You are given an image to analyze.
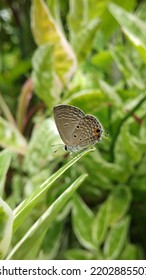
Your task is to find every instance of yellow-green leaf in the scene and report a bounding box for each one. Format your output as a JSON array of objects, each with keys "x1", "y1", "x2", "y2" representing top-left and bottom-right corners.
[{"x1": 31, "y1": 0, "x2": 77, "y2": 84}]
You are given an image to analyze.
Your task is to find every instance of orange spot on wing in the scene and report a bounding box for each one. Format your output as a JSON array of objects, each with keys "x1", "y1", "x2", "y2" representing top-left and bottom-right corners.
[{"x1": 93, "y1": 127, "x2": 100, "y2": 136}]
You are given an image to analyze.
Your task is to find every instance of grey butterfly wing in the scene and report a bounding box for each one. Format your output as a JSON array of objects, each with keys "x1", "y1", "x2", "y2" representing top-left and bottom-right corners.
[
  {"x1": 53, "y1": 105, "x2": 85, "y2": 145},
  {"x1": 69, "y1": 115, "x2": 103, "y2": 148}
]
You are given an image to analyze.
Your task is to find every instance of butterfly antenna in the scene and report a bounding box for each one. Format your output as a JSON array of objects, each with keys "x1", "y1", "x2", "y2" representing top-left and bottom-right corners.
[
  {"x1": 53, "y1": 147, "x2": 61, "y2": 153},
  {"x1": 51, "y1": 144, "x2": 63, "y2": 147},
  {"x1": 51, "y1": 144, "x2": 64, "y2": 154}
]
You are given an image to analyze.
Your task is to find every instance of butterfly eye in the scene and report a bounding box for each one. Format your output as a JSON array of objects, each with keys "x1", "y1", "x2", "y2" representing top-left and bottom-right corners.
[
  {"x1": 76, "y1": 125, "x2": 80, "y2": 128},
  {"x1": 74, "y1": 134, "x2": 77, "y2": 137}
]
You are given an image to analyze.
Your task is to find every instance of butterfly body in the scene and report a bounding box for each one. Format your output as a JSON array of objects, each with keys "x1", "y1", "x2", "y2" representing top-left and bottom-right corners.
[{"x1": 53, "y1": 104, "x2": 103, "y2": 152}]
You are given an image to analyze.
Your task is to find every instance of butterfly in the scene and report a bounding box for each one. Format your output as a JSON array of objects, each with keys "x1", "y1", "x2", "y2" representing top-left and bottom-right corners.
[{"x1": 53, "y1": 104, "x2": 103, "y2": 153}]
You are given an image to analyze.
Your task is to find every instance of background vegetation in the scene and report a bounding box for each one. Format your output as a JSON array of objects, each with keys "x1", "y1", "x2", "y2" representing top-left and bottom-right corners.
[{"x1": 0, "y1": 0, "x2": 146, "y2": 260}]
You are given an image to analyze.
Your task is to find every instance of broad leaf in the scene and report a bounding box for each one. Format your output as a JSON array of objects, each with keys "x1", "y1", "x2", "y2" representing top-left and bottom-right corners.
[
  {"x1": 121, "y1": 124, "x2": 141, "y2": 162},
  {"x1": 68, "y1": 0, "x2": 136, "y2": 49},
  {"x1": 23, "y1": 118, "x2": 62, "y2": 175},
  {"x1": 109, "y1": 3, "x2": 146, "y2": 62},
  {"x1": 65, "y1": 89, "x2": 107, "y2": 112},
  {"x1": 32, "y1": 43, "x2": 57, "y2": 106},
  {"x1": 120, "y1": 243, "x2": 142, "y2": 260},
  {"x1": 88, "y1": 0, "x2": 136, "y2": 37},
  {"x1": 98, "y1": 79, "x2": 123, "y2": 108},
  {"x1": 110, "y1": 47, "x2": 145, "y2": 90},
  {"x1": 72, "y1": 19, "x2": 100, "y2": 61},
  {"x1": 104, "y1": 216, "x2": 130, "y2": 259},
  {"x1": 31, "y1": 0, "x2": 77, "y2": 84},
  {"x1": 108, "y1": 187, "x2": 132, "y2": 225},
  {"x1": 65, "y1": 249, "x2": 95, "y2": 260},
  {"x1": 72, "y1": 193, "x2": 95, "y2": 250},
  {"x1": 68, "y1": 0, "x2": 100, "y2": 60},
  {"x1": 40, "y1": 219, "x2": 64, "y2": 259}
]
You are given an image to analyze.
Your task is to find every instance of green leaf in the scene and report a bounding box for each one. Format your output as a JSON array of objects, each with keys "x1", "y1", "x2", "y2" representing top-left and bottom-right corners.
[
  {"x1": 82, "y1": 152, "x2": 123, "y2": 183},
  {"x1": 32, "y1": 43, "x2": 57, "y2": 107},
  {"x1": 23, "y1": 118, "x2": 62, "y2": 175},
  {"x1": 92, "y1": 50, "x2": 112, "y2": 69},
  {"x1": 40, "y1": 203, "x2": 71, "y2": 259},
  {"x1": 68, "y1": 0, "x2": 87, "y2": 36},
  {"x1": 0, "y1": 150, "x2": 12, "y2": 197},
  {"x1": 104, "y1": 216, "x2": 130, "y2": 259},
  {"x1": 72, "y1": 193, "x2": 95, "y2": 250},
  {"x1": 65, "y1": 89, "x2": 107, "y2": 112},
  {"x1": 108, "y1": 187, "x2": 132, "y2": 225},
  {"x1": 65, "y1": 249, "x2": 95, "y2": 260},
  {"x1": 13, "y1": 147, "x2": 93, "y2": 233},
  {"x1": 121, "y1": 124, "x2": 141, "y2": 162},
  {"x1": 0, "y1": 117, "x2": 27, "y2": 155},
  {"x1": 46, "y1": 0, "x2": 63, "y2": 26},
  {"x1": 68, "y1": 0, "x2": 136, "y2": 44},
  {"x1": 110, "y1": 47, "x2": 145, "y2": 90},
  {"x1": 0, "y1": 198, "x2": 13, "y2": 259},
  {"x1": 120, "y1": 243, "x2": 142, "y2": 260},
  {"x1": 7, "y1": 174, "x2": 87, "y2": 259},
  {"x1": 133, "y1": 137, "x2": 146, "y2": 154},
  {"x1": 108, "y1": 3, "x2": 146, "y2": 62},
  {"x1": 110, "y1": 94, "x2": 146, "y2": 163},
  {"x1": 41, "y1": 219, "x2": 64, "y2": 259},
  {"x1": 98, "y1": 79, "x2": 123, "y2": 108},
  {"x1": 31, "y1": 0, "x2": 77, "y2": 84},
  {"x1": 65, "y1": 87, "x2": 123, "y2": 114},
  {"x1": 92, "y1": 200, "x2": 111, "y2": 247},
  {"x1": 89, "y1": 0, "x2": 136, "y2": 38},
  {"x1": 72, "y1": 19, "x2": 100, "y2": 61}
]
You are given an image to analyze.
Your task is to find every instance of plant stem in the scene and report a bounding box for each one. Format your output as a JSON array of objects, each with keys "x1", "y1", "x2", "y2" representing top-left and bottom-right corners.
[
  {"x1": 0, "y1": 93, "x2": 16, "y2": 126},
  {"x1": 110, "y1": 95, "x2": 146, "y2": 162}
]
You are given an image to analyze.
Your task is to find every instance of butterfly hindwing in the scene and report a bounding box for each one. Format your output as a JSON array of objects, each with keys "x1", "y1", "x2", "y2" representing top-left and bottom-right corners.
[{"x1": 70, "y1": 115, "x2": 102, "y2": 147}]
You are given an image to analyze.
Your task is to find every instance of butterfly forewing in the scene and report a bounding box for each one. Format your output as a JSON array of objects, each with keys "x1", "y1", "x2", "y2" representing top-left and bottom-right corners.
[{"x1": 53, "y1": 105, "x2": 85, "y2": 145}]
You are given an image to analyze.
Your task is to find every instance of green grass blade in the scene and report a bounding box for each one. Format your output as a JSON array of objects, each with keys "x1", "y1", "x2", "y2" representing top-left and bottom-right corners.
[
  {"x1": 13, "y1": 147, "x2": 94, "y2": 232},
  {"x1": 7, "y1": 173, "x2": 88, "y2": 259}
]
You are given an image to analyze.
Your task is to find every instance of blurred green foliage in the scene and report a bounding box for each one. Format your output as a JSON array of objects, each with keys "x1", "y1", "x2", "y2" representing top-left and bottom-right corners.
[{"x1": 0, "y1": 0, "x2": 146, "y2": 260}]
